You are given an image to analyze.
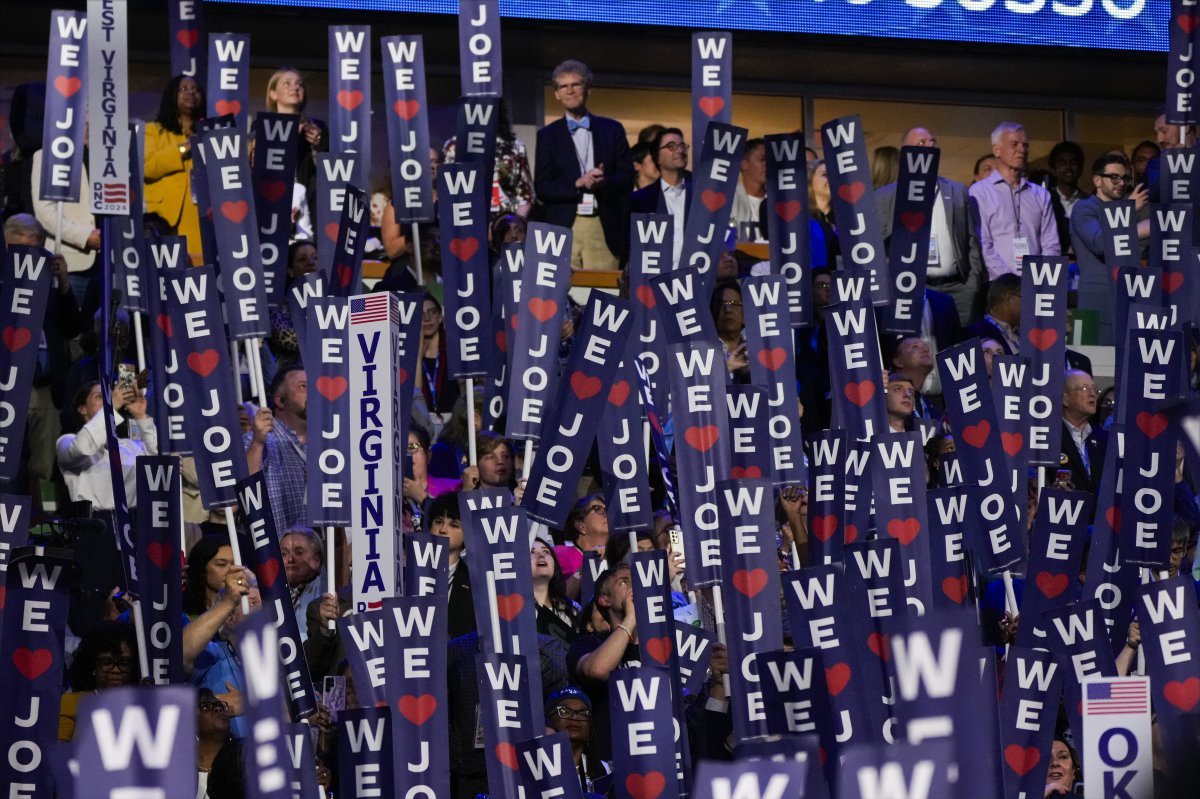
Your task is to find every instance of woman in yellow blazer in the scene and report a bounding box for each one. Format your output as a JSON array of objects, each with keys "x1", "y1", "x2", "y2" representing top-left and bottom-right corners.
[{"x1": 144, "y1": 75, "x2": 205, "y2": 264}]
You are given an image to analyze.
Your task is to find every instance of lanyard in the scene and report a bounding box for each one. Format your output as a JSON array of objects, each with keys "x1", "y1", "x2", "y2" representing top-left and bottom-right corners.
[
  {"x1": 423, "y1": 353, "x2": 440, "y2": 407},
  {"x1": 1008, "y1": 181, "x2": 1022, "y2": 236}
]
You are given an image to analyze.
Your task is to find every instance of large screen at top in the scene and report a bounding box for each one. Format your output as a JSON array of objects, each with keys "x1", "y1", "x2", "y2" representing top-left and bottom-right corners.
[{"x1": 218, "y1": 0, "x2": 1171, "y2": 52}]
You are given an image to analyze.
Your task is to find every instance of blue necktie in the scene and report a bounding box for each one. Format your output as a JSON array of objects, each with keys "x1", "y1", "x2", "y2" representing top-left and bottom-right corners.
[{"x1": 567, "y1": 116, "x2": 591, "y2": 133}]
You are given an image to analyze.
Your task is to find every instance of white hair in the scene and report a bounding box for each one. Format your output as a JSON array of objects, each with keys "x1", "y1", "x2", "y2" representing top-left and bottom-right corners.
[{"x1": 991, "y1": 122, "x2": 1025, "y2": 146}]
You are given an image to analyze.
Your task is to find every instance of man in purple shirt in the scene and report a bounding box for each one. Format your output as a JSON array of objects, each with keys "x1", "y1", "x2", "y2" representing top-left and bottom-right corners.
[{"x1": 968, "y1": 122, "x2": 1060, "y2": 280}]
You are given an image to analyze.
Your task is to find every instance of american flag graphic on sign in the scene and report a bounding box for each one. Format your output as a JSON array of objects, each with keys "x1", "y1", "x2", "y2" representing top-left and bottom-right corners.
[
  {"x1": 1084, "y1": 680, "x2": 1150, "y2": 715},
  {"x1": 350, "y1": 294, "x2": 389, "y2": 325}
]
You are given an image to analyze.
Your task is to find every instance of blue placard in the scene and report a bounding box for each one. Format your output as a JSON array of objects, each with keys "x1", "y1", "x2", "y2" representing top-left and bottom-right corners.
[{"x1": 215, "y1": 0, "x2": 1171, "y2": 52}]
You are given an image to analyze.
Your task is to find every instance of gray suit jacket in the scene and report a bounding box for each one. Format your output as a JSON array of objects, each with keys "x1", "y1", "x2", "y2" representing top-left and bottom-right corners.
[{"x1": 876, "y1": 175, "x2": 984, "y2": 322}]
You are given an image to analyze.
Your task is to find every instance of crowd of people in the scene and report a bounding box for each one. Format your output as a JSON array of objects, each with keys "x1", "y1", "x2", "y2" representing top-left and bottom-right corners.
[{"x1": 1, "y1": 44, "x2": 1198, "y2": 799}]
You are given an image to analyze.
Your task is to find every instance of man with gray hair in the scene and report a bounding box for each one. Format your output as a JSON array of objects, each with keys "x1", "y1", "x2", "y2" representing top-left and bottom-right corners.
[
  {"x1": 534, "y1": 59, "x2": 635, "y2": 269},
  {"x1": 968, "y1": 121, "x2": 1060, "y2": 280}
]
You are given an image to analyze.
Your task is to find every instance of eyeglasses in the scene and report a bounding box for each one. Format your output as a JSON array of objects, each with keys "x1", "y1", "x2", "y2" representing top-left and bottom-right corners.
[
  {"x1": 813, "y1": 281, "x2": 832, "y2": 291},
  {"x1": 720, "y1": 301, "x2": 743, "y2": 309},
  {"x1": 1067, "y1": 385, "x2": 1099, "y2": 396},
  {"x1": 1098, "y1": 173, "x2": 1129, "y2": 183},
  {"x1": 406, "y1": 441, "x2": 423, "y2": 452},
  {"x1": 199, "y1": 700, "x2": 230, "y2": 713},
  {"x1": 96, "y1": 656, "x2": 134, "y2": 672},
  {"x1": 553, "y1": 705, "x2": 591, "y2": 721},
  {"x1": 659, "y1": 141, "x2": 689, "y2": 152},
  {"x1": 423, "y1": 307, "x2": 441, "y2": 319},
  {"x1": 586, "y1": 504, "x2": 606, "y2": 516}
]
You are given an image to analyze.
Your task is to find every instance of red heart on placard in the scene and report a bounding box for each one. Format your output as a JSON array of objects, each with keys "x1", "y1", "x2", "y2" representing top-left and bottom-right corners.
[
  {"x1": 54, "y1": 76, "x2": 82, "y2": 98},
  {"x1": 730, "y1": 466, "x2": 762, "y2": 479},
  {"x1": 867, "y1": 632, "x2": 890, "y2": 661},
  {"x1": 337, "y1": 89, "x2": 364, "y2": 111},
  {"x1": 825, "y1": 662, "x2": 851, "y2": 696},
  {"x1": 324, "y1": 222, "x2": 340, "y2": 241},
  {"x1": 393, "y1": 99, "x2": 421, "y2": 120},
  {"x1": 1004, "y1": 744, "x2": 1040, "y2": 776},
  {"x1": 259, "y1": 558, "x2": 281, "y2": 589},
  {"x1": 1136, "y1": 411, "x2": 1168, "y2": 439},
  {"x1": 837, "y1": 182, "x2": 866, "y2": 205},
  {"x1": 635, "y1": 284, "x2": 657, "y2": 309},
  {"x1": 844, "y1": 524, "x2": 859, "y2": 544},
  {"x1": 221, "y1": 200, "x2": 249, "y2": 224},
  {"x1": 701, "y1": 189, "x2": 727, "y2": 212},
  {"x1": 1163, "y1": 677, "x2": 1200, "y2": 711},
  {"x1": 449, "y1": 237, "x2": 479, "y2": 262},
  {"x1": 336, "y1": 264, "x2": 354, "y2": 288},
  {"x1": 697, "y1": 96, "x2": 725, "y2": 117},
  {"x1": 1001, "y1": 431, "x2": 1023, "y2": 457},
  {"x1": 775, "y1": 200, "x2": 802, "y2": 222},
  {"x1": 732, "y1": 568, "x2": 768, "y2": 598},
  {"x1": 496, "y1": 593, "x2": 524, "y2": 621},
  {"x1": 494, "y1": 330, "x2": 507, "y2": 354},
  {"x1": 509, "y1": 314, "x2": 519, "y2": 332},
  {"x1": 886, "y1": 518, "x2": 921, "y2": 546},
  {"x1": 1035, "y1": 571, "x2": 1069, "y2": 599},
  {"x1": 147, "y1": 542, "x2": 172, "y2": 569},
  {"x1": 1105, "y1": 506, "x2": 1121, "y2": 533},
  {"x1": 900, "y1": 211, "x2": 926, "y2": 233},
  {"x1": 398, "y1": 368, "x2": 409, "y2": 386},
  {"x1": 810, "y1": 515, "x2": 839, "y2": 542},
  {"x1": 646, "y1": 636, "x2": 673, "y2": 665},
  {"x1": 214, "y1": 99, "x2": 241, "y2": 117},
  {"x1": 570, "y1": 371, "x2": 602, "y2": 400},
  {"x1": 648, "y1": 410, "x2": 663, "y2": 434},
  {"x1": 186, "y1": 349, "x2": 220, "y2": 377},
  {"x1": 1163, "y1": 272, "x2": 1185, "y2": 294},
  {"x1": 684, "y1": 425, "x2": 719, "y2": 452},
  {"x1": 13, "y1": 647, "x2": 53, "y2": 681},
  {"x1": 259, "y1": 179, "x2": 288, "y2": 203},
  {"x1": 626, "y1": 772, "x2": 666, "y2": 799},
  {"x1": 942, "y1": 575, "x2": 968, "y2": 604},
  {"x1": 176, "y1": 29, "x2": 200, "y2": 49},
  {"x1": 961, "y1": 420, "x2": 991, "y2": 449},
  {"x1": 156, "y1": 313, "x2": 173, "y2": 337},
  {"x1": 316, "y1": 375, "x2": 348, "y2": 401},
  {"x1": 528, "y1": 297, "x2": 558, "y2": 323},
  {"x1": 608, "y1": 380, "x2": 630, "y2": 407},
  {"x1": 1179, "y1": 14, "x2": 1199, "y2": 34},
  {"x1": 0, "y1": 586, "x2": 6, "y2": 609},
  {"x1": 397, "y1": 694, "x2": 438, "y2": 726},
  {"x1": 757, "y1": 347, "x2": 787, "y2": 372},
  {"x1": 1027, "y1": 328, "x2": 1057, "y2": 351},
  {"x1": 2, "y1": 326, "x2": 32, "y2": 352},
  {"x1": 843, "y1": 380, "x2": 876, "y2": 407},
  {"x1": 495, "y1": 742, "x2": 520, "y2": 770}
]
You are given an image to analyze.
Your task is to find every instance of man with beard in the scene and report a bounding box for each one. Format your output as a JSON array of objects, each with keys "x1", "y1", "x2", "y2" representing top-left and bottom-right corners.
[{"x1": 245, "y1": 364, "x2": 309, "y2": 529}]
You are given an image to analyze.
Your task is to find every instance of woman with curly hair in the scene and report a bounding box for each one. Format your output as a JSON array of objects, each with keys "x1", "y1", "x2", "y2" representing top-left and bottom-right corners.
[
  {"x1": 59, "y1": 621, "x2": 139, "y2": 740},
  {"x1": 144, "y1": 75, "x2": 206, "y2": 263}
]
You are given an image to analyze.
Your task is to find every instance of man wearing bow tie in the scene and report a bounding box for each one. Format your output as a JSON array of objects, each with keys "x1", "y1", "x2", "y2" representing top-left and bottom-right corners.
[{"x1": 535, "y1": 60, "x2": 635, "y2": 270}]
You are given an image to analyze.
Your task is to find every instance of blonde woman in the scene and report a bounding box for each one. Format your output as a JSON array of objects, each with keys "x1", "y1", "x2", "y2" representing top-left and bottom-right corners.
[{"x1": 260, "y1": 68, "x2": 327, "y2": 234}]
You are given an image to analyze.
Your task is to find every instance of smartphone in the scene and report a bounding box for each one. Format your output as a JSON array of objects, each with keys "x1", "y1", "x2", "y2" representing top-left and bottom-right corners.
[
  {"x1": 117, "y1": 363, "x2": 136, "y2": 390},
  {"x1": 403, "y1": 452, "x2": 414, "y2": 480}
]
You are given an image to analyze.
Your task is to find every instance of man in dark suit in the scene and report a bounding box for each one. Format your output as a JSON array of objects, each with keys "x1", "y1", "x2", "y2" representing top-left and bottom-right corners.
[
  {"x1": 629, "y1": 127, "x2": 691, "y2": 268},
  {"x1": 534, "y1": 60, "x2": 634, "y2": 270},
  {"x1": 1055, "y1": 369, "x2": 1108, "y2": 495},
  {"x1": 965, "y1": 274, "x2": 1021, "y2": 354},
  {"x1": 876, "y1": 126, "x2": 985, "y2": 325}
]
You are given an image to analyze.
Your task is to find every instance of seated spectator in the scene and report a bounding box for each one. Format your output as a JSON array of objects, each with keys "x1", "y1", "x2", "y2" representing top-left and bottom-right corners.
[
  {"x1": 280, "y1": 527, "x2": 326, "y2": 641},
  {"x1": 59, "y1": 620, "x2": 139, "y2": 740},
  {"x1": 532, "y1": 533, "x2": 581, "y2": 646},
  {"x1": 57, "y1": 379, "x2": 157, "y2": 511},
  {"x1": 546, "y1": 686, "x2": 613, "y2": 795}
]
